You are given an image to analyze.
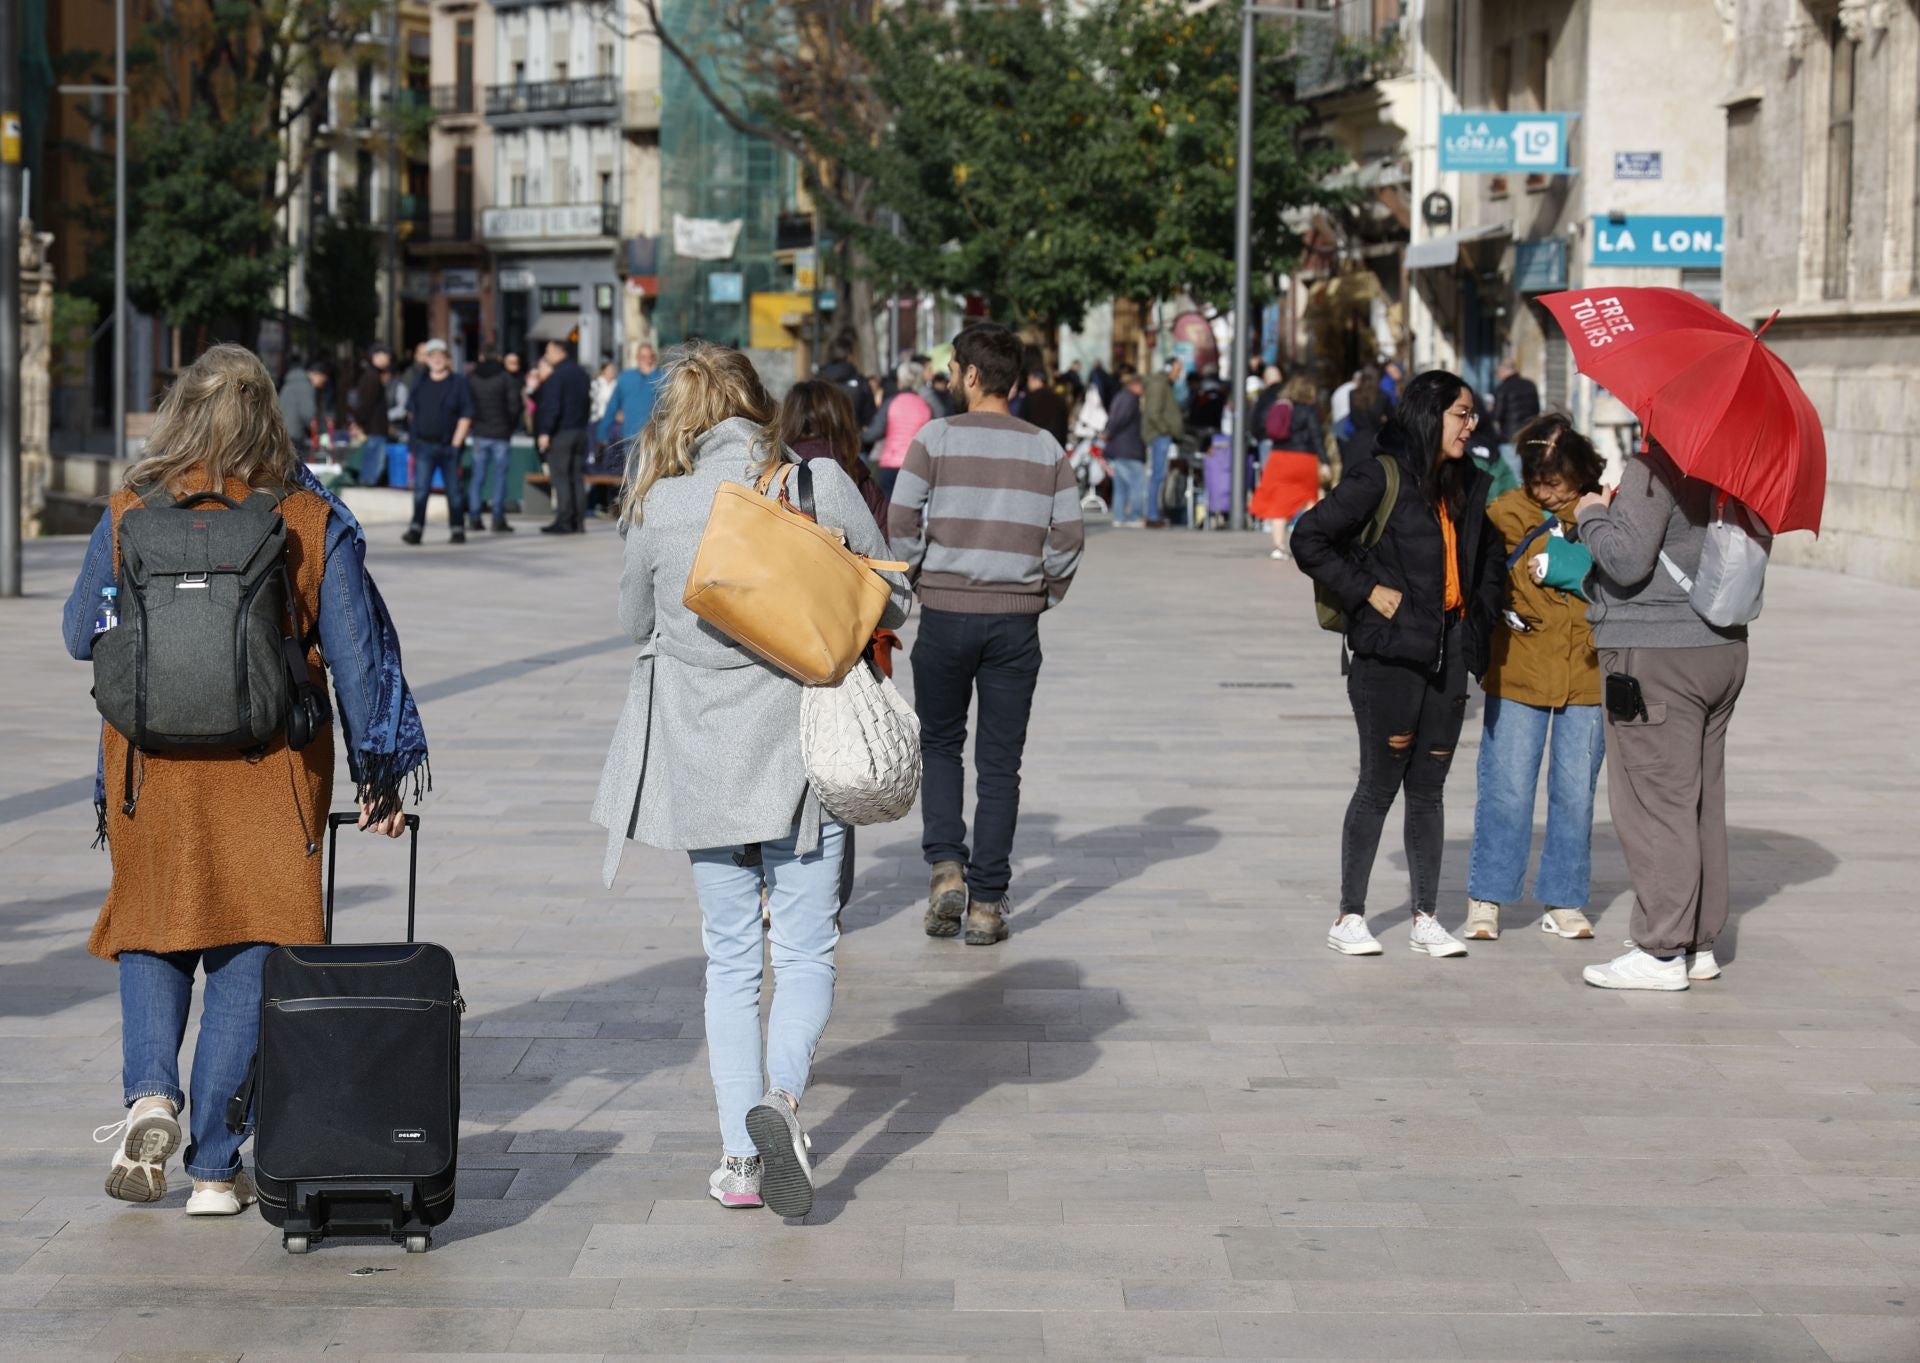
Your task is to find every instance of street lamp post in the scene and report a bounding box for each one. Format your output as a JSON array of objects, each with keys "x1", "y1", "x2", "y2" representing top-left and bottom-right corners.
[{"x1": 1227, "y1": 2, "x2": 1334, "y2": 532}]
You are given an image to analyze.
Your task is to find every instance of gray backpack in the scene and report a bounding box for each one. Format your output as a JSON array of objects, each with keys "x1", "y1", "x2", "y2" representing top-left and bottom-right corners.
[
  {"x1": 92, "y1": 487, "x2": 327, "y2": 809},
  {"x1": 1660, "y1": 490, "x2": 1772, "y2": 628}
]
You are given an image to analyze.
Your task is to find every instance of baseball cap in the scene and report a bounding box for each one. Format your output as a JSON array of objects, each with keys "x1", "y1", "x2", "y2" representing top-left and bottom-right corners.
[{"x1": 423, "y1": 339, "x2": 449, "y2": 355}]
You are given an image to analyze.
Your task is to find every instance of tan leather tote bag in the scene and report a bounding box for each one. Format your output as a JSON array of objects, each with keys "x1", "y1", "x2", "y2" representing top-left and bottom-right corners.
[{"x1": 683, "y1": 462, "x2": 907, "y2": 686}]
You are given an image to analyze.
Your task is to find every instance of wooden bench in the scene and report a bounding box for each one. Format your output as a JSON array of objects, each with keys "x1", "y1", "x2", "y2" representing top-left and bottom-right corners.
[{"x1": 521, "y1": 472, "x2": 623, "y2": 516}]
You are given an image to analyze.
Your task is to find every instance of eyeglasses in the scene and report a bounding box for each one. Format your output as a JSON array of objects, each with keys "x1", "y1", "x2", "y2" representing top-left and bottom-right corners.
[{"x1": 1448, "y1": 408, "x2": 1479, "y2": 427}]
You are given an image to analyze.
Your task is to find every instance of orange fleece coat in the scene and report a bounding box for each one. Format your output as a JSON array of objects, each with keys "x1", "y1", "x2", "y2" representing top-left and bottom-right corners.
[{"x1": 88, "y1": 478, "x2": 335, "y2": 960}]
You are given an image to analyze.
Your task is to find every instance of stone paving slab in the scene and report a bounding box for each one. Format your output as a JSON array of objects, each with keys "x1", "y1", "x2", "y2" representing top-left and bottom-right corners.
[{"x1": 1, "y1": 518, "x2": 1917, "y2": 1360}]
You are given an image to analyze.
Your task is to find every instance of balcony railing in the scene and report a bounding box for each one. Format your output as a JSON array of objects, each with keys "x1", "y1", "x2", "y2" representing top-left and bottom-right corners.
[
  {"x1": 431, "y1": 84, "x2": 476, "y2": 116},
  {"x1": 481, "y1": 202, "x2": 618, "y2": 243},
  {"x1": 485, "y1": 76, "x2": 619, "y2": 122},
  {"x1": 1292, "y1": 0, "x2": 1406, "y2": 100},
  {"x1": 400, "y1": 212, "x2": 477, "y2": 244}
]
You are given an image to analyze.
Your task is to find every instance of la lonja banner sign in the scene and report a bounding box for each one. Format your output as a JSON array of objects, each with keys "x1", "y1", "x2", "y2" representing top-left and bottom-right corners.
[
  {"x1": 1590, "y1": 215, "x2": 1725, "y2": 268},
  {"x1": 1439, "y1": 113, "x2": 1578, "y2": 174}
]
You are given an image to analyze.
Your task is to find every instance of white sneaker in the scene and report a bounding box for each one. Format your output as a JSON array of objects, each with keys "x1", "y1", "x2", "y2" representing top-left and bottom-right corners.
[
  {"x1": 1688, "y1": 949, "x2": 1721, "y2": 981},
  {"x1": 95, "y1": 1095, "x2": 181, "y2": 1203},
  {"x1": 185, "y1": 1169, "x2": 256, "y2": 1217},
  {"x1": 1326, "y1": 914, "x2": 1383, "y2": 956},
  {"x1": 1463, "y1": 899, "x2": 1501, "y2": 940},
  {"x1": 1540, "y1": 907, "x2": 1595, "y2": 939},
  {"x1": 1583, "y1": 947, "x2": 1688, "y2": 991},
  {"x1": 1409, "y1": 913, "x2": 1469, "y2": 958},
  {"x1": 745, "y1": 1089, "x2": 815, "y2": 1219}
]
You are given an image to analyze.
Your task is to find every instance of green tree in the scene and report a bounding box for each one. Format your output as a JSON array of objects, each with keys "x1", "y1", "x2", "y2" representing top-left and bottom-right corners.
[
  {"x1": 306, "y1": 205, "x2": 383, "y2": 352},
  {"x1": 124, "y1": 107, "x2": 288, "y2": 333}
]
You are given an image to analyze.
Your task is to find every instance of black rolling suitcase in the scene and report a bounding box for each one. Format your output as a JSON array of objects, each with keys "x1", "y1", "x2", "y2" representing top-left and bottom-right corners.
[{"x1": 228, "y1": 812, "x2": 463, "y2": 1254}]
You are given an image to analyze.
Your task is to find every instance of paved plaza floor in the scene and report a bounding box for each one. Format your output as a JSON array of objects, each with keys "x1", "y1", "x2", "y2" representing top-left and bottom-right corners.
[{"x1": 1, "y1": 514, "x2": 1917, "y2": 1362}]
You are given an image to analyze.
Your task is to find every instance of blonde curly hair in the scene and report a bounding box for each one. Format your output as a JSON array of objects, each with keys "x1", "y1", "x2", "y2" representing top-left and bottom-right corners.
[{"x1": 618, "y1": 341, "x2": 779, "y2": 526}]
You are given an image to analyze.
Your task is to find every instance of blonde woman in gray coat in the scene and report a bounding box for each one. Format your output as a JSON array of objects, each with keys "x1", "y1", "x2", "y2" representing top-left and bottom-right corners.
[{"x1": 592, "y1": 342, "x2": 910, "y2": 1218}]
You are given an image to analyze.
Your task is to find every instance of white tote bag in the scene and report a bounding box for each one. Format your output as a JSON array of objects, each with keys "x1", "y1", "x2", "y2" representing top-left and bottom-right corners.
[{"x1": 800, "y1": 659, "x2": 922, "y2": 826}]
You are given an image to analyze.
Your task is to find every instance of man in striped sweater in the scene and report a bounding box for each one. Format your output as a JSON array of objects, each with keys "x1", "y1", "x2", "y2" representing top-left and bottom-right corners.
[{"x1": 888, "y1": 323, "x2": 1086, "y2": 946}]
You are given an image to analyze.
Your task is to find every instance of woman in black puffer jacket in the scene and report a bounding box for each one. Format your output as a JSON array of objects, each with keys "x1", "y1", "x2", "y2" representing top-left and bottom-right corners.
[{"x1": 1292, "y1": 370, "x2": 1503, "y2": 960}]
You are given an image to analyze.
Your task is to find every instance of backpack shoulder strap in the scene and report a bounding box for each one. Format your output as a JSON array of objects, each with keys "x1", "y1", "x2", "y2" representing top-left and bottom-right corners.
[
  {"x1": 1505, "y1": 517, "x2": 1555, "y2": 572},
  {"x1": 1361, "y1": 455, "x2": 1400, "y2": 550}
]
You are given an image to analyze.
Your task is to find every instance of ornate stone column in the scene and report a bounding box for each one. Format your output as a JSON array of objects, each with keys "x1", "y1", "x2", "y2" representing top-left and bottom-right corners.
[{"x1": 18, "y1": 223, "x2": 53, "y2": 538}]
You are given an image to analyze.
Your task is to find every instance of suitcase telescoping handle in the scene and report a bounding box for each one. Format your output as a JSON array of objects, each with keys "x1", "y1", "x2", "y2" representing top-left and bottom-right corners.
[{"x1": 325, "y1": 811, "x2": 421, "y2": 944}]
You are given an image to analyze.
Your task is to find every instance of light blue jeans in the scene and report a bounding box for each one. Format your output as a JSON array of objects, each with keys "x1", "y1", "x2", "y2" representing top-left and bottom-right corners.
[
  {"x1": 1109, "y1": 458, "x2": 1147, "y2": 523},
  {"x1": 690, "y1": 822, "x2": 846, "y2": 1158},
  {"x1": 1148, "y1": 435, "x2": 1173, "y2": 521},
  {"x1": 1468, "y1": 697, "x2": 1606, "y2": 910},
  {"x1": 468, "y1": 436, "x2": 512, "y2": 521},
  {"x1": 119, "y1": 944, "x2": 271, "y2": 1179}
]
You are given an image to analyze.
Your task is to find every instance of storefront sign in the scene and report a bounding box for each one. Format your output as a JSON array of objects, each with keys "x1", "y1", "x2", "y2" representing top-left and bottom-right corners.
[
  {"x1": 440, "y1": 268, "x2": 480, "y2": 296},
  {"x1": 708, "y1": 272, "x2": 744, "y2": 304},
  {"x1": 817, "y1": 289, "x2": 838, "y2": 312},
  {"x1": 1590, "y1": 215, "x2": 1723, "y2": 267},
  {"x1": 1613, "y1": 151, "x2": 1663, "y2": 180},
  {"x1": 1439, "y1": 113, "x2": 1577, "y2": 174},
  {"x1": 497, "y1": 268, "x2": 536, "y2": 292}
]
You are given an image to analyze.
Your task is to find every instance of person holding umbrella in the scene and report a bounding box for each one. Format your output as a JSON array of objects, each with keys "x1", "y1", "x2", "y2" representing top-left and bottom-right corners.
[{"x1": 1538, "y1": 287, "x2": 1827, "y2": 991}]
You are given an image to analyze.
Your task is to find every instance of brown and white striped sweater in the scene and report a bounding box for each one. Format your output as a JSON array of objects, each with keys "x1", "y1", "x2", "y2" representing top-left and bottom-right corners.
[{"x1": 886, "y1": 411, "x2": 1085, "y2": 615}]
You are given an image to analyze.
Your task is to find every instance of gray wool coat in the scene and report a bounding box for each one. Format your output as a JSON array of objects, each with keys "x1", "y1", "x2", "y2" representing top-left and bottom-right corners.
[{"x1": 591, "y1": 417, "x2": 912, "y2": 886}]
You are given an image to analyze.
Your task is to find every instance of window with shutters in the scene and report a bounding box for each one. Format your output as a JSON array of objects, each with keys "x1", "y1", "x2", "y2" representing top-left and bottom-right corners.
[{"x1": 1823, "y1": 17, "x2": 1857, "y2": 299}]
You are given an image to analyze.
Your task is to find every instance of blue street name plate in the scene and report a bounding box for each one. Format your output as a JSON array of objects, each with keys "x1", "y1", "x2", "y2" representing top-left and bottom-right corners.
[{"x1": 1614, "y1": 151, "x2": 1663, "y2": 180}]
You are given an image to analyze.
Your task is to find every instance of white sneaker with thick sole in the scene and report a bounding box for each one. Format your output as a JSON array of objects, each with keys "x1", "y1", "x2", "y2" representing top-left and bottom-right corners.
[
  {"x1": 1688, "y1": 949, "x2": 1721, "y2": 981},
  {"x1": 1409, "y1": 913, "x2": 1469, "y2": 958},
  {"x1": 1583, "y1": 947, "x2": 1688, "y2": 991},
  {"x1": 1463, "y1": 899, "x2": 1500, "y2": 940},
  {"x1": 185, "y1": 1169, "x2": 256, "y2": 1217},
  {"x1": 1326, "y1": 914, "x2": 1383, "y2": 956},
  {"x1": 1540, "y1": 907, "x2": 1595, "y2": 939},
  {"x1": 95, "y1": 1095, "x2": 181, "y2": 1203}
]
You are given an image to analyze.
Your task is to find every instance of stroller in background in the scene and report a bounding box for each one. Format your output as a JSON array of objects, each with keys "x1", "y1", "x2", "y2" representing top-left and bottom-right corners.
[{"x1": 1068, "y1": 385, "x2": 1111, "y2": 515}]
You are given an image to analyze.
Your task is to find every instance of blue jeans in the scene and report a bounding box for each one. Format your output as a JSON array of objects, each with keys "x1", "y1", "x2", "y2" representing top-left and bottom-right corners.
[
  {"x1": 1468, "y1": 698, "x2": 1606, "y2": 909},
  {"x1": 1109, "y1": 458, "x2": 1147, "y2": 523},
  {"x1": 1147, "y1": 436, "x2": 1173, "y2": 521},
  {"x1": 119, "y1": 944, "x2": 271, "y2": 1179},
  {"x1": 468, "y1": 437, "x2": 512, "y2": 522},
  {"x1": 355, "y1": 438, "x2": 392, "y2": 486},
  {"x1": 409, "y1": 443, "x2": 462, "y2": 531},
  {"x1": 690, "y1": 822, "x2": 846, "y2": 1157}
]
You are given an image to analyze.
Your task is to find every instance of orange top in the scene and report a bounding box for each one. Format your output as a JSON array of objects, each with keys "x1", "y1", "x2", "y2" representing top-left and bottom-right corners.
[{"x1": 1439, "y1": 503, "x2": 1463, "y2": 613}]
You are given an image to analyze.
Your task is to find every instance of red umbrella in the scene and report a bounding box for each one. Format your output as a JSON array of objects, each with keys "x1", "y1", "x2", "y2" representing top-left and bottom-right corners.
[{"x1": 1537, "y1": 287, "x2": 1826, "y2": 534}]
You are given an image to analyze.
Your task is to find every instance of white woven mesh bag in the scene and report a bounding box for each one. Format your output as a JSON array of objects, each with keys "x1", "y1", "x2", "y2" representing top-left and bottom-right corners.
[{"x1": 800, "y1": 659, "x2": 922, "y2": 826}]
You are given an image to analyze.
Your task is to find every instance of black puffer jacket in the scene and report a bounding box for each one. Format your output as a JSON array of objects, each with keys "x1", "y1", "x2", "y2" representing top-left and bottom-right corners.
[
  {"x1": 1291, "y1": 429, "x2": 1503, "y2": 676},
  {"x1": 468, "y1": 360, "x2": 523, "y2": 441}
]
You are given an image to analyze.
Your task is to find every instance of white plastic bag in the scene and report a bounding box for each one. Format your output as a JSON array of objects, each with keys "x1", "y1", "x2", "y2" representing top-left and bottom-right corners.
[{"x1": 800, "y1": 659, "x2": 922, "y2": 826}]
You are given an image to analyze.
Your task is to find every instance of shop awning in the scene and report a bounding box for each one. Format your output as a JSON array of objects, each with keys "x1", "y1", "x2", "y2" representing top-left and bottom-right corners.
[
  {"x1": 1406, "y1": 222, "x2": 1511, "y2": 271},
  {"x1": 526, "y1": 312, "x2": 579, "y2": 343}
]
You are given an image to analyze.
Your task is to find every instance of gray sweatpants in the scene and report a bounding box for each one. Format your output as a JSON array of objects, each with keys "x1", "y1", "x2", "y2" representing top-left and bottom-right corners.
[{"x1": 1599, "y1": 643, "x2": 1748, "y2": 956}]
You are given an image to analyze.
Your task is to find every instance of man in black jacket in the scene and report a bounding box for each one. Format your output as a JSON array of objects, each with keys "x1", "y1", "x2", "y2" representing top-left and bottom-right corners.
[
  {"x1": 466, "y1": 354, "x2": 523, "y2": 532},
  {"x1": 534, "y1": 339, "x2": 593, "y2": 534}
]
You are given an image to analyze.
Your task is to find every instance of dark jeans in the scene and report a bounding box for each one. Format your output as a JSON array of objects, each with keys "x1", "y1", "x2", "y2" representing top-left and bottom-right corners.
[
  {"x1": 409, "y1": 443, "x2": 462, "y2": 531},
  {"x1": 1340, "y1": 618, "x2": 1469, "y2": 918},
  {"x1": 912, "y1": 607, "x2": 1043, "y2": 902},
  {"x1": 547, "y1": 428, "x2": 589, "y2": 531}
]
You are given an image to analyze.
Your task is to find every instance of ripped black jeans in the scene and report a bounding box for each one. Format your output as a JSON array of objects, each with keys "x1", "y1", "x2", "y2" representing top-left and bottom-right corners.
[{"x1": 1339, "y1": 618, "x2": 1469, "y2": 919}]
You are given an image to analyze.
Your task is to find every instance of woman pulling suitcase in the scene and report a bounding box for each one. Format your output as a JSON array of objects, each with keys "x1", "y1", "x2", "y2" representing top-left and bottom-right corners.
[
  {"x1": 593, "y1": 342, "x2": 911, "y2": 1217},
  {"x1": 64, "y1": 344, "x2": 428, "y2": 1215}
]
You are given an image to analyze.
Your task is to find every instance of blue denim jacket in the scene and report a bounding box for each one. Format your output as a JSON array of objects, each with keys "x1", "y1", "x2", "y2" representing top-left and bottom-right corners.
[{"x1": 64, "y1": 473, "x2": 428, "y2": 809}]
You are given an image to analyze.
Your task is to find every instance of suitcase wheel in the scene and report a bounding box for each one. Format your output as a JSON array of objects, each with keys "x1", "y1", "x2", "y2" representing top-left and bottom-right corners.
[
  {"x1": 404, "y1": 1234, "x2": 430, "y2": 1254},
  {"x1": 284, "y1": 1234, "x2": 311, "y2": 1254}
]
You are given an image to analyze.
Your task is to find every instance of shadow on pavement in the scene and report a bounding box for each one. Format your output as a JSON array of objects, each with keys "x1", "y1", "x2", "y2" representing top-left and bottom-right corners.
[
  {"x1": 799, "y1": 958, "x2": 1122, "y2": 1226},
  {"x1": 840, "y1": 806, "x2": 1221, "y2": 935}
]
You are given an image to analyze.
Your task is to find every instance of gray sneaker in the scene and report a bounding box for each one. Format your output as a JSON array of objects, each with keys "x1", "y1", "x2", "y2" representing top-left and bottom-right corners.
[{"x1": 745, "y1": 1089, "x2": 814, "y2": 1218}]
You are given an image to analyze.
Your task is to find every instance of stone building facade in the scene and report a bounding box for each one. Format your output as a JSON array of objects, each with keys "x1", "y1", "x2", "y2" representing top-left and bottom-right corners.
[{"x1": 1723, "y1": 0, "x2": 1920, "y2": 584}]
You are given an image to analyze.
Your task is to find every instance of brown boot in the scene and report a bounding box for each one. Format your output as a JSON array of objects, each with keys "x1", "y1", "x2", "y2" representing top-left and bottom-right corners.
[
  {"x1": 925, "y1": 861, "x2": 967, "y2": 938},
  {"x1": 964, "y1": 897, "x2": 1010, "y2": 946}
]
